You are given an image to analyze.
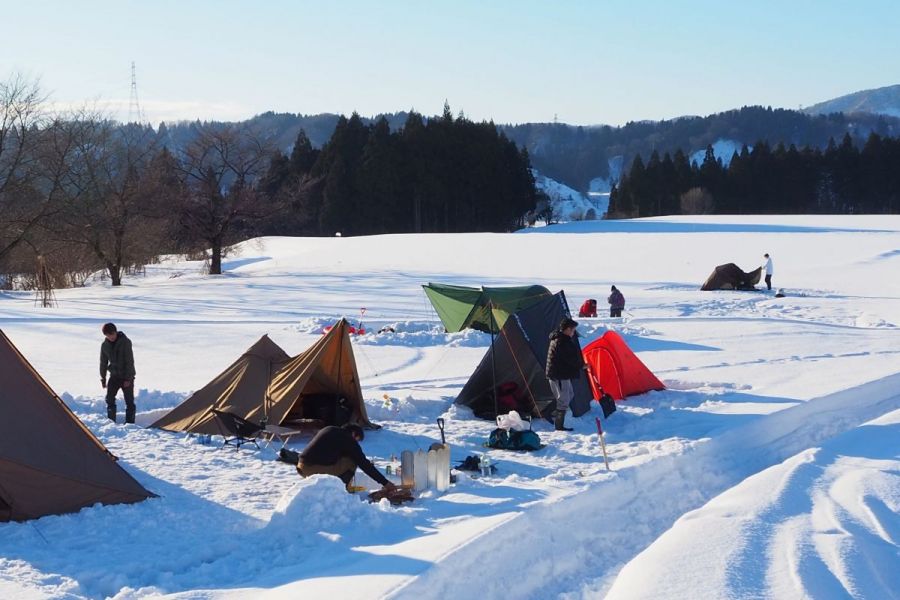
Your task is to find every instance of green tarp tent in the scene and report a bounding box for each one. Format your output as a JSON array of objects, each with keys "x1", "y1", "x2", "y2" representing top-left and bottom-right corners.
[{"x1": 423, "y1": 283, "x2": 552, "y2": 333}]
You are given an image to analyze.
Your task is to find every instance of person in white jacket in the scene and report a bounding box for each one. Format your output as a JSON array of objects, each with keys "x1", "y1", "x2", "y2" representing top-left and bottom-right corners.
[{"x1": 763, "y1": 253, "x2": 774, "y2": 290}]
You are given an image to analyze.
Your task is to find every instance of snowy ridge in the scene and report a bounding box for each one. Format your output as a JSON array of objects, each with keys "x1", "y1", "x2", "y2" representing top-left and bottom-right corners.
[
  {"x1": 393, "y1": 373, "x2": 900, "y2": 599},
  {"x1": 805, "y1": 84, "x2": 900, "y2": 118}
]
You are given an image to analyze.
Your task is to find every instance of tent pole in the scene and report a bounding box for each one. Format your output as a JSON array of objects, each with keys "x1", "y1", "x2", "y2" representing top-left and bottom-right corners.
[{"x1": 490, "y1": 301, "x2": 498, "y2": 417}]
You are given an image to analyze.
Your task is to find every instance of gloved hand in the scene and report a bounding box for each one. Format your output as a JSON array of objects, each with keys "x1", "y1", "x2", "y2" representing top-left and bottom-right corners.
[{"x1": 101, "y1": 378, "x2": 107, "y2": 389}]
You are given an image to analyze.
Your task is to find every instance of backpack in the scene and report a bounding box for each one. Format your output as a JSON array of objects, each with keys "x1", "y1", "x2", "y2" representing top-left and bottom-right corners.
[{"x1": 487, "y1": 428, "x2": 543, "y2": 451}]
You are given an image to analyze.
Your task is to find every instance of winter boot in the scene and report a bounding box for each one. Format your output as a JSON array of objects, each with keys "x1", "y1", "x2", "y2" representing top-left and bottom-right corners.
[
  {"x1": 554, "y1": 410, "x2": 573, "y2": 432},
  {"x1": 125, "y1": 406, "x2": 136, "y2": 424},
  {"x1": 106, "y1": 404, "x2": 117, "y2": 423}
]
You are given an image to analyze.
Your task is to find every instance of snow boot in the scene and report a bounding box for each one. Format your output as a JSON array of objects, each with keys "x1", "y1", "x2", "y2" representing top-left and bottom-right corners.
[
  {"x1": 125, "y1": 406, "x2": 136, "y2": 424},
  {"x1": 554, "y1": 410, "x2": 573, "y2": 432},
  {"x1": 106, "y1": 403, "x2": 116, "y2": 423}
]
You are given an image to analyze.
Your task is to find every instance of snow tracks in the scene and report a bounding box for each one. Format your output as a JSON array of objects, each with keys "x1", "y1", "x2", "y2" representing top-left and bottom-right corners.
[{"x1": 389, "y1": 372, "x2": 900, "y2": 600}]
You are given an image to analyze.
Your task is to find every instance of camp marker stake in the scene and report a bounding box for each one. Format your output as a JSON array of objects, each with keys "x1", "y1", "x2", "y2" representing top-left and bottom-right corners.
[{"x1": 595, "y1": 417, "x2": 611, "y2": 472}]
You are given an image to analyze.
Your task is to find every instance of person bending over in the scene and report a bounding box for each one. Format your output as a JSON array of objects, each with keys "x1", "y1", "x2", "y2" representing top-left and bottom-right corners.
[{"x1": 298, "y1": 423, "x2": 395, "y2": 491}]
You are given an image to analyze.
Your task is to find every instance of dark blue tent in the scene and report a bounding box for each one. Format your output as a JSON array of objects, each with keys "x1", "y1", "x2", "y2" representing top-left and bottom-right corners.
[{"x1": 455, "y1": 291, "x2": 592, "y2": 420}]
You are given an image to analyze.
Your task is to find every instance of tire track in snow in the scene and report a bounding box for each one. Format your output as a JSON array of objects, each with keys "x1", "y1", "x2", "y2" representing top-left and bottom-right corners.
[{"x1": 388, "y1": 372, "x2": 900, "y2": 600}]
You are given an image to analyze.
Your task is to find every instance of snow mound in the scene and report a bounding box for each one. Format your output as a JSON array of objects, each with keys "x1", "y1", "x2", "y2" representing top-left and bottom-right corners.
[
  {"x1": 292, "y1": 316, "x2": 341, "y2": 334},
  {"x1": 268, "y1": 476, "x2": 386, "y2": 534},
  {"x1": 62, "y1": 390, "x2": 188, "y2": 414},
  {"x1": 364, "y1": 394, "x2": 451, "y2": 421},
  {"x1": 355, "y1": 321, "x2": 489, "y2": 348}
]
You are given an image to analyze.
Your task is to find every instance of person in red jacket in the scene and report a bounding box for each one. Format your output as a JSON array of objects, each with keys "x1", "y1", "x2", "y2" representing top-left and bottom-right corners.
[{"x1": 578, "y1": 299, "x2": 597, "y2": 318}]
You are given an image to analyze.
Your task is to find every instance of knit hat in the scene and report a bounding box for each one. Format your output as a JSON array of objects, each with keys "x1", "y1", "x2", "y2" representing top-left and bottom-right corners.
[{"x1": 559, "y1": 317, "x2": 578, "y2": 330}]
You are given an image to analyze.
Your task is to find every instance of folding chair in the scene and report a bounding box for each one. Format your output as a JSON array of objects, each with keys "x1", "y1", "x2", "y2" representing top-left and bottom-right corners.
[{"x1": 211, "y1": 409, "x2": 263, "y2": 450}]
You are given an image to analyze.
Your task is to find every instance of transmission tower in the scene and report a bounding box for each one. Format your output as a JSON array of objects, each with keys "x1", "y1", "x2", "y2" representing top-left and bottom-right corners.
[{"x1": 128, "y1": 61, "x2": 145, "y2": 124}]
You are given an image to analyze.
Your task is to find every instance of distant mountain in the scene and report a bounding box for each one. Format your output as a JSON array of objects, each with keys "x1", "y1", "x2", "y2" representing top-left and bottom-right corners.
[
  {"x1": 804, "y1": 84, "x2": 900, "y2": 118},
  {"x1": 502, "y1": 106, "x2": 900, "y2": 192},
  {"x1": 155, "y1": 105, "x2": 900, "y2": 196}
]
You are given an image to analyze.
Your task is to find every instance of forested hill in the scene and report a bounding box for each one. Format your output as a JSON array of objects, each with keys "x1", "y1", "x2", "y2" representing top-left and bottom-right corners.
[
  {"x1": 501, "y1": 107, "x2": 900, "y2": 192},
  {"x1": 159, "y1": 106, "x2": 900, "y2": 193}
]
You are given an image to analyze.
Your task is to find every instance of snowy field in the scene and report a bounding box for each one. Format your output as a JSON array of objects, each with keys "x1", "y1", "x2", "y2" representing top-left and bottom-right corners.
[{"x1": 1, "y1": 215, "x2": 898, "y2": 600}]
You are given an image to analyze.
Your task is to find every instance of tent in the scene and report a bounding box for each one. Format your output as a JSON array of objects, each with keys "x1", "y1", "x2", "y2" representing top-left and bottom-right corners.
[
  {"x1": 152, "y1": 320, "x2": 372, "y2": 435},
  {"x1": 151, "y1": 334, "x2": 291, "y2": 435},
  {"x1": 0, "y1": 330, "x2": 153, "y2": 522},
  {"x1": 700, "y1": 263, "x2": 762, "y2": 291},
  {"x1": 423, "y1": 283, "x2": 552, "y2": 333},
  {"x1": 267, "y1": 319, "x2": 373, "y2": 429},
  {"x1": 582, "y1": 331, "x2": 665, "y2": 401},
  {"x1": 455, "y1": 291, "x2": 592, "y2": 420}
]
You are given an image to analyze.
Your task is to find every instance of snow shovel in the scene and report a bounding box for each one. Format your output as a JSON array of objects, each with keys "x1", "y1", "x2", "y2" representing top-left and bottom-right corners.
[{"x1": 595, "y1": 417, "x2": 611, "y2": 472}]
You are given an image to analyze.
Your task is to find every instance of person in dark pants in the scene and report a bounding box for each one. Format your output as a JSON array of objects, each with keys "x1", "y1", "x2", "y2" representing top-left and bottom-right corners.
[
  {"x1": 763, "y1": 253, "x2": 774, "y2": 290},
  {"x1": 545, "y1": 317, "x2": 586, "y2": 431},
  {"x1": 298, "y1": 424, "x2": 395, "y2": 491},
  {"x1": 608, "y1": 285, "x2": 625, "y2": 318},
  {"x1": 100, "y1": 322, "x2": 136, "y2": 423}
]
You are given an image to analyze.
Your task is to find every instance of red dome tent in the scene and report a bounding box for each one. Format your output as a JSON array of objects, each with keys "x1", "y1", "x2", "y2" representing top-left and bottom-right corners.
[{"x1": 582, "y1": 331, "x2": 665, "y2": 401}]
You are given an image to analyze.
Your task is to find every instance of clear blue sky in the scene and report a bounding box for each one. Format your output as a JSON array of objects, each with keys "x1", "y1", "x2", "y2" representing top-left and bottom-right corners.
[{"x1": 4, "y1": 0, "x2": 898, "y2": 126}]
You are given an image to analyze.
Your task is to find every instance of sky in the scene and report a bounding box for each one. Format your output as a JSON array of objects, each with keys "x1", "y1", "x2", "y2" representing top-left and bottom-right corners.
[{"x1": 3, "y1": 0, "x2": 899, "y2": 126}]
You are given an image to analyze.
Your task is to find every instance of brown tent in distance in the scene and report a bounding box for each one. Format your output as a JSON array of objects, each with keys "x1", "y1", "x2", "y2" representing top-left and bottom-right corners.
[
  {"x1": 700, "y1": 263, "x2": 763, "y2": 291},
  {"x1": 152, "y1": 320, "x2": 372, "y2": 435},
  {"x1": 151, "y1": 334, "x2": 292, "y2": 435},
  {"x1": 267, "y1": 319, "x2": 373, "y2": 429},
  {"x1": 0, "y1": 330, "x2": 153, "y2": 522}
]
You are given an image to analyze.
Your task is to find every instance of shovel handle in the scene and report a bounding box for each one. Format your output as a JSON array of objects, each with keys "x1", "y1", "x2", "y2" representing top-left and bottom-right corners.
[{"x1": 437, "y1": 417, "x2": 446, "y2": 444}]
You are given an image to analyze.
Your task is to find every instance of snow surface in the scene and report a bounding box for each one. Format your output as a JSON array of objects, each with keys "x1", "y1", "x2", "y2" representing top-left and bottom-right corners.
[
  {"x1": 1, "y1": 215, "x2": 898, "y2": 599},
  {"x1": 689, "y1": 139, "x2": 744, "y2": 167}
]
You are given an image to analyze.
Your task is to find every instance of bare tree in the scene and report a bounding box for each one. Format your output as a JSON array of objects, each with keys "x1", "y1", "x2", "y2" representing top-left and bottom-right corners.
[
  {"x1": 0, "y1": 74, "x2": 51, "y2": 261},
  {"x1": 49, "y1": 114, "x2": 169, "y2": 286},
  {"x1": 174, "y1": 124, "x2": 273, "y2": 274},
  {"x1": 680, "y1": 187, "x2": 715, "y2": 215}
]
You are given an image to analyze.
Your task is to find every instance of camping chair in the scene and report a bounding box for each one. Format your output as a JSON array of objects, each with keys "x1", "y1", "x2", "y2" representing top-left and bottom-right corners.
[{"x1": 211, "y1": 409, "x2": 263, "y2": 450}]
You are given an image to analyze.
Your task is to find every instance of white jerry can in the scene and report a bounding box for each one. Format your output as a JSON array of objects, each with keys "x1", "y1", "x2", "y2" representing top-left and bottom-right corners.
[
  {"x1": 401, "y1": 450, "x2": 415, "y2": 487},
  {"x1": 436, "y1": 444, "x2": 450, "y2": 491},
  {"x1": 426, "y1": 447, "x2": 438, "y2": 489},
  {"x1": 413, "y1": 449, "x2": 428, "y2": 492}
]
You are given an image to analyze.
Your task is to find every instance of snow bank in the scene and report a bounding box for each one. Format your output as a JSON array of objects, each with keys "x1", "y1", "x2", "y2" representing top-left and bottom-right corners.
[{"x1": 268, "y1": 476, "x2": 388, "y2": 534}]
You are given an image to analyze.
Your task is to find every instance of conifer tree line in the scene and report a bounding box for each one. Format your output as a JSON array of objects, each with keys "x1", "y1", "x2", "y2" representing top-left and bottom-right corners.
[
  {"x1": 259, "y1": 103, "x2": 536, "y2": 236},
  {"x1": 1, "y1": 76, "x2": 535, "y2": 290},
  {"x1": 608, "y1": 133, "x2": 900, "y2": 218}
]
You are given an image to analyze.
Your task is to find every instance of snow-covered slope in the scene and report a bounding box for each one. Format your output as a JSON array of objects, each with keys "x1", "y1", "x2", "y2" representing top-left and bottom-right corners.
[
  {"x1": 0, "y1": 215, "x2": 898, "y2": 599},
  {"x1": 533, "y1": 170, "x2": 607, "y2": 220},
  {"x1": 690, "y1": 138, "x2": 745, "y2": 167},
  {"x1": 805, "y1": 84, "x2": 900, "y2": 118}
]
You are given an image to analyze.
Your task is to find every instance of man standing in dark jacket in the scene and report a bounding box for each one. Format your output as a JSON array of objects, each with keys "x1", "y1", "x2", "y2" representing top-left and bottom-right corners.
[
  {"x1": 298, "y1": 424, "x2": 395, "y2": 491},
  {"x1": 545, "y1": 317, "x2": 585, "y2": 431},
  {"x1": 608, "y1": 285, "x2": 625, "y2": 318},
  {"x1": 100, "y1": 322, "x2": 136, "y2": 423}
]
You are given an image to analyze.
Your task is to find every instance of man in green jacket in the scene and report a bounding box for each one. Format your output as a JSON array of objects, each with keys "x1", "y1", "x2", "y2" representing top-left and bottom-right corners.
[{"x1": 100, "y1": 322, "x2": 136, "y2": 423}]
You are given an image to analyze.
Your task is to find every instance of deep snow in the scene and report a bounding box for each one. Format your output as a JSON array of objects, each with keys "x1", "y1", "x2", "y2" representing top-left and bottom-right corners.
[{"x1": 1, "y1": 215, "x2": 898, "y2": 599}]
